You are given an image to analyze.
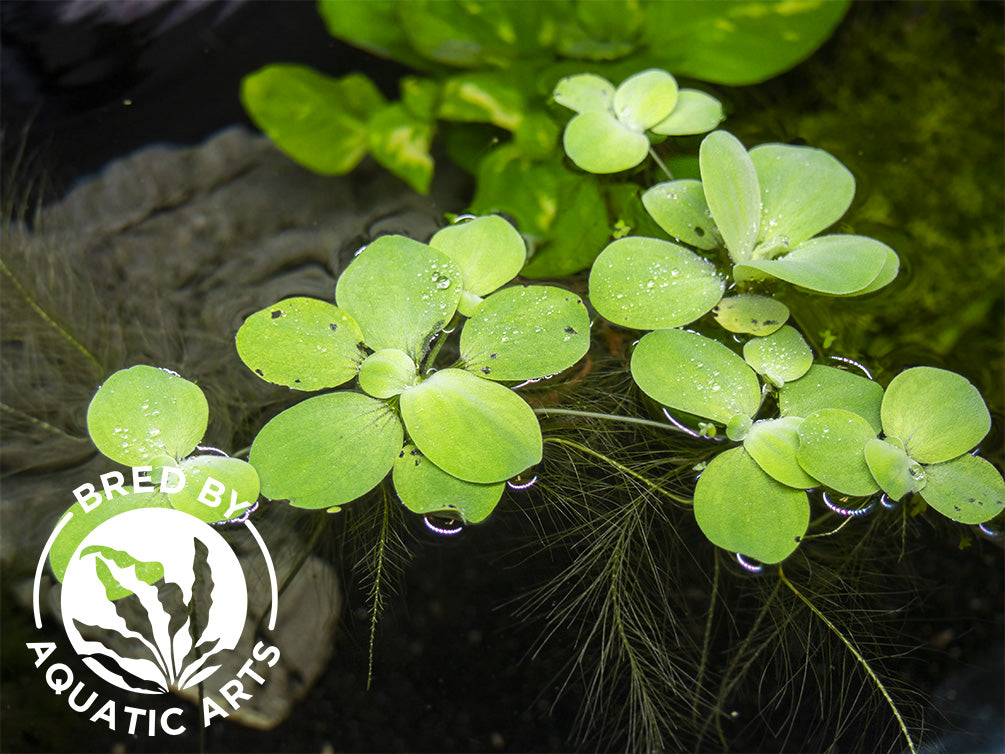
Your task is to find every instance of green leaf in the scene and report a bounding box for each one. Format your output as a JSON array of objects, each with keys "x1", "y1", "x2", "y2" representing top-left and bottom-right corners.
[
  {"x1": 694, "y1": 447, "x2": 809, "y2": 564},
  {"x1": 588, "y1": 236, "x2": 724, "y2": 330},
  {"x1": 520, "y1": 163, "x2": 610, "y2": 277},
  {"x1": 358, "y1": 349, "x2": 419, "y2": 399},
  {"x1": 513, "y1": 110, "x2": 560, "y2": 160},
  {"x1": 919, "y1": 454, "x2": 1005, "y2": 525},
  {"x1": 699, "y1": 131, "x2": 761, "y2": 262},
  {"x1": 87, "y1": 366, "x2": 208, "y2": 466},
  {"x1": 713, "y1": 294, "x2": 789, "y2": 336},
  {"x1": 881, "y1": 367, "x2": 991, "y2": 464},
  {"x1": 336, "y1": 235, "x2": 461, "y2": 361},
  {"x1": 749, "y1": 143, "x2": 855, "y2": 248},
  {"x1": 318, "y1": 0, "x2": 431, "y2": 71},
  {"x1": 563, "y1": 111, "x2": 650, "y2": 173},
  {"x1": 397, "y1": 1, "x2": 553, "y2": 68},
  {"x1": 650, "y1": 89, "x2": 724, "y2": 136},
  {"x1": 468, "y1": 147, "x2": 611, "y2": 278},
  {"x1": 236, "y1": 297, "x2": 365, "y2": 391},
  {"x1": 168, "y1": 456, "x2": 261, "y2": 524},
  {"x1": 642, "y1": 1, "x2": 850, "y2": 86},
  {"x1": 796, "y1": 409, "x2": 879, "y2": 497},
  {"x1": 779, "y1": 364, "x2": 884, "y2": 434},
  {"x1": 393, "y1": 444, "x2": 504, "y2": 523},
  {"x1": 641, "y1": 179, "x2": 722, "y2": 250},
  {"x1": 429, "y1": 215, "x2": 526, "y2": 307},
  {"x1": 49, "y1": 490, "x2": 171, "y2": 583},
  {"x1": 553, "y1": 72, "x2": 615, "y2": 114},
  {"x1": 612, "y1": 69, "x2": 678, "y2": 132},
  {"x1": 399, "y1": 368, "x2": 541, "y2": 483},
  {"x1": 733, "y1": 235, "x2": 892, "y2": 294},
  {"x1": 742, "y1": 325, "x2": 813, "y2": 387},
  {"x1": 864, "y1": 438, "x2": 925, "y2": 502},
  {"x1": 437, "y1": 71, "x2": 526, "y2": 131},
  {"x1": 240, "y1": 65, "x2": 384, "y2": 175},
  {"x1": 400, "y1": 76, "x2": 440, "y2": 121},
  {"x1": 839, "y1": 242, "x2": 899, "y2": 297},
  {"x1": 631, "y1": 328, "x2": 761, "y2": 425},
  {"x1": 744, "y1": 417, "x2": 818, "y2": 489},
  {"x1": 460, "y1": 285, "x2": 590, "y2": 381},
  {"x1": 249, "y1": 392, "x2": 403, "y2": 509},
  {"x1": 367, "y1": 103, "x2": 435, "y2": 194}
]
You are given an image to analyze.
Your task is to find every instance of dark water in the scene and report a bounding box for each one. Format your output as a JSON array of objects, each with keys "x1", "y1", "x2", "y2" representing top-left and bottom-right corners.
[{"x1": 2, "y1": 2, "x2": 1002, "y2": 753}]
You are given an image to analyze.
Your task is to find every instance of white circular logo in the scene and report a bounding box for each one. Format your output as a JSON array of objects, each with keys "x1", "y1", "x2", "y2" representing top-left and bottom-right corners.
[{"x1": 60, "y1": 508, "x2": 247, "y2": 694}]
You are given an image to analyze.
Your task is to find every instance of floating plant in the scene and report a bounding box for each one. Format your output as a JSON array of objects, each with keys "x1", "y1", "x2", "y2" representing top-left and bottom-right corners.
[{"x1": 236, "y1": 215, "x2": 590, "y2": 523}]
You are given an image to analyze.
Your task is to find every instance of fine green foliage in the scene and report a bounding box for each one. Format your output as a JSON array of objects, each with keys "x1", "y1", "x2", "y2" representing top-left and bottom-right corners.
[{"x1": 237, "y1": 215, "x2": 589, "y2": 522}]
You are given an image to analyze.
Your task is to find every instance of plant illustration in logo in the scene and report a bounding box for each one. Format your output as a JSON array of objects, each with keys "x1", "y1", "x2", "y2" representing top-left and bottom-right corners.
[
  {"x1": 59, "y1": 508, "x2": 247, "y2": 694},
  {"x1": 236, "y1": 214, "x2": 590, "y2": 522}
]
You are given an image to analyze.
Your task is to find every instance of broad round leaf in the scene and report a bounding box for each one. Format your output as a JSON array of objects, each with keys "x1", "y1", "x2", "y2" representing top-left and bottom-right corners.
[
  {"x1": 240, "y1": 66, "x2": 382, "y2": 175},
  {"x1": 796, "y1": 409, "x2": 879, "y2": 496},
  {"x1": 881, "y1": 367, "x2": 991, "y2": 464},
  {"x1": 694, "y1": 447, "x2": 809, "y2": 564},
  {"x1": 250, "y1": 392, "x2": 403, "y2": 510},
  {"x1": 612, "y1": 69, "x2": 678, "y2": 132},
  {"x1": 236, "y1": 297, "x2": 365, "y2": 390},
  {"x1": 750, "y1": 143, "x2": 855, "y2": 248},
  {"x1": 49, "y1": 490, "x2": 170, "y2": 582},
  {"x1": 358, "y1": 349, "x2": 418, "y2": 399},
  {"x1": 460, "y1": 285, "x2": 589, "y2": 382},
  {"x1": 864, "y1": 438, "x2": 925, "y2": 502},
  {"x1": 169, "y1": 455, "x2": 261, "y2": 524},
  {"x1": 589, "y1": 237, "x2": 724, "y2": 330},
  {"x1": 733, "y1": 235, "x2": 891, "y2": 294},
  {"x1": 744, "y1": 417, "x2": 818, "y2": 489},
  {"x1": 779, "y1": 364, "x2": 884, "y2": 434},
  {"x1": 641, "y1": 180, "x2": 722, "y2": 250},
  {"x1": 650, "y1": 89, "x2": 724, "y2": 136},
  {"x1": 838, "y1": 243, "x2": 899, "y2": 296},
  {"x1": 87, "y1": 366, "x2": 208, "y2": 466},
  {"x1": 553, "y1": 73, "x2": 615, "y2": 114},
  {"x1": 631, "y1": 328, "x2": 761, "y2": 425},
  {"x1": 742, "y1": 325, "x2": 813, "y2": 387},
  {"x1": 563, "y1": 111, "x2": 650, "y2": 173},
  {"x1": 920, "y1": 454, "x2": 1005, "y2": 525},
  {"x1": 714, "y1": 294, "x2": 789, "y2": 336},
  {"x1": 699, "y1": 131, "x2": 760, "y2": 262},
  {"x1": 336, "y1": 235, "x2": 461, "y2": 360},
  {"x1": 399, "y1": 368, "x2": 541, "y2": 484},
  {"x1": 429, "y1": 215, "x2": 526, "y2": 300},
  {"x1": 393, "y1": 444, "x2": 504, "y2": 523}
]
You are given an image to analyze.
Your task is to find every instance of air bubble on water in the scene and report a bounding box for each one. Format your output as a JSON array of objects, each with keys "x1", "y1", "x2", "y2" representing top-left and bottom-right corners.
[
  {"x1": 736, "y1": 553, "x2": 763, "y2": 573},
  {"x1": 424, "y1": 513, "x2": 463, "y2": 536},
  {"x1": 507, "y1": 474, "x2": 538, "y2": 491}
]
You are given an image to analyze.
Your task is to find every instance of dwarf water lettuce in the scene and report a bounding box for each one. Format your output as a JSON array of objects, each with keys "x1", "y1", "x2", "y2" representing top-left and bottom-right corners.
[
  {"x1": 48, "y1": 365, "x2": 260, "y2": 592},
  {"x1": 236, "y1": 215, "x2": 589, "y2": 523}
]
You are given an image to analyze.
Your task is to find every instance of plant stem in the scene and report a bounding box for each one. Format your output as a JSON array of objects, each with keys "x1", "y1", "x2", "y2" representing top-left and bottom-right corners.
[
  {"x1": 366, "y1": 491, "x2": 392, "y2": 691},
  {"x1": 649, "y1": 146, "x2": 674, "y2": 182},
  {"x1": 0, "y1": 258, "x2": 105, "y2": 376},
  {"x1": 533, "y1": 407, "x2": 689, "y2": 434},
  {"x1": 544, "y1": 436, "x2": 687, "y2": 504},
  {"x1": 691, "y1": 553, "x2": 719, "y2": 727},
  {"x1": 779, "y1": 567, "x2": 917, "y2": 754}
]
